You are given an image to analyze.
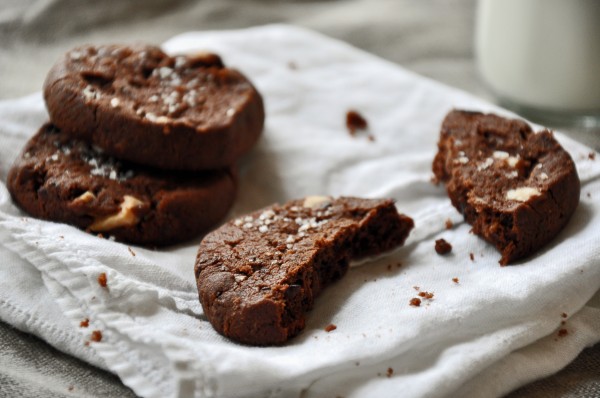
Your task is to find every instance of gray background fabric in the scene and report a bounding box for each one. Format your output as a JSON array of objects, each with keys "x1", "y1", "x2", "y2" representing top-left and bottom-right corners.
[{"x1": 0, "y1": 0, "x2": 598, "y2": 397}]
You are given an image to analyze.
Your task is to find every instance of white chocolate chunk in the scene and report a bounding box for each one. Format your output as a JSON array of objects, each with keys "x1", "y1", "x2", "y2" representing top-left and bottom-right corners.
[
  {"x1": 82, "y1": 85, "x2": 99, "y2": 101},
  {"x1": 506, "y1": 187, "x2": 541, "y2": 202},
  {"x1": 158, "y1": 67, "x2": 173, "y2": 79},
  {"x1": 71, "y1": 191, "x2": 96, "y2": 205},
  {"x1": 493, "y1": 151, "x2": 509, "y2": 159},
  {"x1": 110, "y1": 97, "x2": 120, "y2": 108},
  {"x1": 302, "y1": 195, "x2": 332, "y2": 208},
  {"x1": 89, "y1": 195, "x2": 144, "y2": 232},
  {"x1": 477, "y1": 158, "x2": 494, "y2": 171},
  {"x1": 507, "y1": 156, "x2": 520, "y2": 168}
]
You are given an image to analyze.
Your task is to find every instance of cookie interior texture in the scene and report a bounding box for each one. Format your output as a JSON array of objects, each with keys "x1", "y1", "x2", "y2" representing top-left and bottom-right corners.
[
  {"x1": 433, "y1": 110, "x2": 580, "y2": 265},
  {"x1": 43, "y1": 44, "x2": 264, "y2": 170},
  {"x1": 195, "y1": 196, "x2": 414, "y2": 346},
  {"x1": 7, "y1": 123, "x2": 237, "y2": 246}
]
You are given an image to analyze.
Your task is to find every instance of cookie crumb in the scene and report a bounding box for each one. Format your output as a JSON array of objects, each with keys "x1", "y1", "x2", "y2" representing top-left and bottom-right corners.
[
  {"x1": 452, "y1": 277, "x2": 459, "y2": 284},
  {"x1": 396, "y1": 262, "x2": 403, "y2": 268},
  {"x1": 287, "y1": 61, "x2": 298, "y2": 70},
  {"x1": 413, "y1": 286, "x2": 420, "y2": 291},
  {"x1": 97, "y1": 272, "x2": 107, "y2": 288},
  {"x1": 386, "y1": 367, "x2": 394, "y2": 378},
  {"x1": 325, "y1": 324, "x2": 337, "y2": 332},
  {"x1": 346, "y1": 110, "x2": 368, "y2": 136},
  {"x1": 90, "y1": 330, "x2": 103, "y2": 342},
  {"x1": 469, "y1": 252, "x2": 475, "y2": 261},
  {"x1": 409, "y1": 298, "x2": 421, "y2": 307},
  {"x1": 561, "y1": 312, "x2": 568, "y2": 318},
  {"x1": 418, "y1": 291, "x2": 434, "y2": 300},
  {"x1": 435, "y1": 239, "x2": 452, "y2": 255},
  {"x1": 587, "y1": 192, "x2": 591, "y2": 198},
  {"x1": 558, "y1": 328, "x2": 568, "y2": 338},
  {"x1": 79, "y1": 318, "x2": 89, "y2": 328},
  {"x1": 128, "y1": 246, "x2": 136, "y2": 257},
  {"x1": 386, "y1": 264, "x2": 392, "y2": 271},
  {"x1": 367, "y1": 134, "x2": 376, "y2": 142},
  {"x1": 589, "y1": 152, "x2": 596, "y2": 160},
  {"x1": 68, "y1": 385, "x2": 74, "y2": 392}
]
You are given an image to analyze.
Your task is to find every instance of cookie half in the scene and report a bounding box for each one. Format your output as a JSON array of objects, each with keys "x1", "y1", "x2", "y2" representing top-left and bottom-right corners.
[
  {"x1": 195, "y1": 196, "x2": 414, "y2": 345},
  {"x1": 7, "y1": 124, "x2": 237, "y2": 246},
  {"x1": 43, "y1": 44, "x2": 264, "y2": 171},
  {"x1": 432, "y1": 110, "x2": 580, "y2": 264}
]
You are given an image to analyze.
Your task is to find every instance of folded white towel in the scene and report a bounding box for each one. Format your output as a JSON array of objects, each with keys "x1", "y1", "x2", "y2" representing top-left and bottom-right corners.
[{"x1": 0, "y1": 25, "x2": 598, "y2": 398}]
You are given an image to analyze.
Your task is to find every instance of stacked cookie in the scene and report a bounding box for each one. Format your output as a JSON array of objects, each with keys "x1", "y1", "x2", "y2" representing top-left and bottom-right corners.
[{"x1": 8, "y1": 45, "x2": 264, "y2": 246}]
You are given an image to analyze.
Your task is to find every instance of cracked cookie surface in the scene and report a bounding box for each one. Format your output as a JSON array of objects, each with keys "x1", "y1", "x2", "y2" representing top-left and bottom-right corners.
[
  {"x1": 433, "y1": 110, "x2": 580, "y2": 264},
  {"x1": 195, "y1": 196, "x2": 414, "y2": 345},
  {"x1": 7, "y1": 124, "x2": 237, "y2": 246},
  {"x1": 43, "y1": 44, "x2": 264, "y2": 171}
]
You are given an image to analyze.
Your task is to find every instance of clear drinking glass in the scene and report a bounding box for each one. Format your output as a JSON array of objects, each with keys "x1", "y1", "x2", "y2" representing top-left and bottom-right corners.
[{"x1": 475, "y1": 0, "x2": 600, "y2": 129}]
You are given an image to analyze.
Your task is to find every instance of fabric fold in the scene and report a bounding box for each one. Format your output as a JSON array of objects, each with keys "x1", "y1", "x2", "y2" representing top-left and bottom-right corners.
[{"x1": 0, "y1": 25, "x2": 599, "y2": 398}]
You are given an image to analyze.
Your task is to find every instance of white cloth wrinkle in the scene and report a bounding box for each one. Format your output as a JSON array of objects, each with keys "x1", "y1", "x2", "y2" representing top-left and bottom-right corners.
[{"x1": 0, "y1": 25, "x2": 599, "y2": 398}]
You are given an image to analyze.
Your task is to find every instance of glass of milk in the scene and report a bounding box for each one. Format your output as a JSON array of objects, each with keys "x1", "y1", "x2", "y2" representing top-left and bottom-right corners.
[{"x1": 475, "y1": 0, "x2": 600, "y2": 128}]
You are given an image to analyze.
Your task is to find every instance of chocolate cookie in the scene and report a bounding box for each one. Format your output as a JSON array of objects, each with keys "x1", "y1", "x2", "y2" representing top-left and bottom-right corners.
[
  {"x1": 7, "y1": 124, "x2": 237, "y2": 246},
  {"x1": 195, "y1": 196, "x2": 414, "y2": 345},
  {"x1": 43, "y1": 44, "x2": 264, "y2": 171},
  {"x1": 432, "y1": 110, "x2": 580, "y2": 265}
]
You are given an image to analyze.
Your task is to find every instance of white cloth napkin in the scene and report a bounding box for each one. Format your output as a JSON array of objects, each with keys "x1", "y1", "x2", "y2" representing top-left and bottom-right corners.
[{"x1": 0, "y1": 25, "x2": 599, "y2": 398}]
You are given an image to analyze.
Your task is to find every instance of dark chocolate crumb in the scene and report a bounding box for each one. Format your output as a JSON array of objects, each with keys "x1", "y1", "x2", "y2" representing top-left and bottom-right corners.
[
  {"x1": 97, "y1": 272, "x2": 107, "y2": 288},
  {"x1": 387, "y1": 264, "x2": 392, "y2": 271},
  {"x1": 452, "y1": 277, "x2": 459, "y2": 284},
  {"x1": 469, "y1": 252, "x2": 475, "y2": 261},
  {"x1": 346, "y1": 110, "x2": 368, "y2": 135},
  {"x1": 558, "y1": 328, "x2": 568, "y2": 337},
  {"x1": 325, "y1": 324, "x2": 337, "y2": 332},
  {"x1": 409, "y1": 298, "x2": 421, "y2": 307},
  {"x1": 79, "y1": 318, "x2": 89, "y2": 328},
  {"x1": 589, "y1": 152, "x2": 596, "y2": 161},
  {"x1": 386, "y1": 367, "x2": 394, "y2": 378},
  {"x1": 561, "y1": 312, "x2": 568, "y2": 318},
  {"x1": 445, "y1": 219, "x2": 453, "y2": 229},
  {"x1": 90, "y1": 330, "x2": 103, "y2": 342},
  {"x1": 435, "y1": 239, "x2": 452, "y2": 255}
]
